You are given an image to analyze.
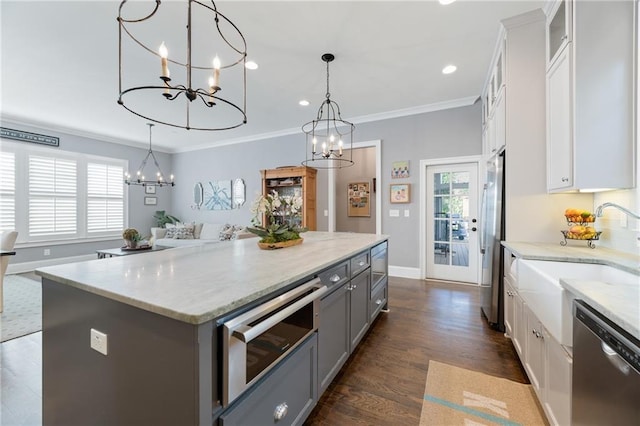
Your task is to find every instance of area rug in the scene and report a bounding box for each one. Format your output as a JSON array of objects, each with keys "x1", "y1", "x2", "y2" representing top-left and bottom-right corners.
[
  {"x1": 420, "y1": 360, "x2": 546, "y2": 426},
  {"x1": 1, "y1": 275, "x2": 42, "y2": 343}
]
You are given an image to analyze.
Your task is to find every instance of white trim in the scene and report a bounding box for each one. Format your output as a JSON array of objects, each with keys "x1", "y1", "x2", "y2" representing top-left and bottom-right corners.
[
  {"x1": 389, "y1": 265, "x2": 421, "y2": 279},
  {"x1": 419, "y1": 155, "x2": 483, "y2": 280},
  {"x1": 327, "y1": 139, "x2": 382, "y2": 233},
  {"x1": 7, "y1": 254, "x2": 96, "y2": 274}
]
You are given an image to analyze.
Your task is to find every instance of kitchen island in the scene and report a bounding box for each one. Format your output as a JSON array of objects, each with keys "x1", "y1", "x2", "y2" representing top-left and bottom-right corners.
[{"x1": 36, "y1": 232, "x2": 388, "y2": 426}]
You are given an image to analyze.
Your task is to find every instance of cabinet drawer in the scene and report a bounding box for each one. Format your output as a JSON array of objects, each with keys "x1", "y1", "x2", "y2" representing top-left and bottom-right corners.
[
  {"x1": 318, "y1": 261, "x2": 349, "y2": 289},
  {"x1": 220, "y1": 334, "x2": 317, "y2": 426},
  {"x1": 350, "y1": 251, "x2": 370, "y2": 278},
  {"x1": 370, "y1": 279, "x2": 387, "y2": 321}
]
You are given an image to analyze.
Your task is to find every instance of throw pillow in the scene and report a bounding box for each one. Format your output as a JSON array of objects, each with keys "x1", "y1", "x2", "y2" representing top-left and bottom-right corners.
[
  {"x1": 200, "y1": 223, "x2": 224, "y2": 240},
  {"x1": 165, "y1": 227, "x2": 178, "y2": 238},
  {"x1": 173, "y1": 227, "x2": 194, "y2": 239},
  {"x1": 220, "y1": 224, "x2": 235, "y2": 241},
  {"x1": 193, "y1": 223, "x2": 204, "y2": 239}
]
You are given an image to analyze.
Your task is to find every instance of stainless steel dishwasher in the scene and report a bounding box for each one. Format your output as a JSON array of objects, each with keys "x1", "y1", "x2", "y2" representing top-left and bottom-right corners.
[{"x1": 572, "y1": 300, "x2": 640, "y2": 425}]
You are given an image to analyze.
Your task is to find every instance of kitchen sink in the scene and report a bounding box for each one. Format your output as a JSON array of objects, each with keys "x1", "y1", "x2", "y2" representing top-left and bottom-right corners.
[{"x1": 516, "y1": 259, "x2": 639, "y2": 347}]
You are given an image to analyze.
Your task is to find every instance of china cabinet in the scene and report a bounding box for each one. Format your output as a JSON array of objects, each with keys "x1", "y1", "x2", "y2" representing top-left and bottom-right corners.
[{"x1": 261, "y1": 166, "x2": 317, "y2": 230}]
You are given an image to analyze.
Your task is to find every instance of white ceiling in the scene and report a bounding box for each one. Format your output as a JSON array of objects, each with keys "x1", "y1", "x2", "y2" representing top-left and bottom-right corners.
[{"x1": 1, "y1": 0, "x2": 543, "y2": 153}]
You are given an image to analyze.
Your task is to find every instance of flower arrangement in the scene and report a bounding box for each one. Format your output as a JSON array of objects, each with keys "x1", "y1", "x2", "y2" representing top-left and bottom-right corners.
[
  {"x1": 122, "y1": 228, "x2": 142, "y2": 244},
  {"x1": 248, "y1": 190, "x2": 306, "y2": 244}
]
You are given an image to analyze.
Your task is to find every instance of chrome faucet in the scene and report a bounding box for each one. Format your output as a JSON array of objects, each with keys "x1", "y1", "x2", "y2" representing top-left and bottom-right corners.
[{"x1": 595, "y1": 202, "x2": 640, "y2": 220}]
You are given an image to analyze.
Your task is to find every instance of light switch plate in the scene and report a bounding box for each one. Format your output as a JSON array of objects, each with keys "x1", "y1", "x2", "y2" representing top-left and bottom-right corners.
[
  {"x1": 404, "y1": 210, "x2": 410, "y2": 217},
  {"x1": 90, "y1": 328, "x2": 108, "y2": 356},
  {"x1": 389, "y1": 209, "x2": 399, "y2": 217}
]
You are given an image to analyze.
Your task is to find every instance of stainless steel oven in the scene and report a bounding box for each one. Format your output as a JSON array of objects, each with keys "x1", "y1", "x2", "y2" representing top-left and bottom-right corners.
[{"x1": 222, "y1": 278, "x2": 327, "y2": 406}]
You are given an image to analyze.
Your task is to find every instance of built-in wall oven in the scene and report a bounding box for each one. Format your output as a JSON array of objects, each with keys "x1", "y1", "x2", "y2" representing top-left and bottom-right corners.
[{"x1": 222, "y1": 278, "x2": 327, "y2": 407}]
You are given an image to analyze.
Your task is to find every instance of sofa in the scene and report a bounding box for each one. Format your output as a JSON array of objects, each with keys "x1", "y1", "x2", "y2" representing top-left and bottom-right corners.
[{"x1": 151, "y1": 222, "x2": 255, "y2": 248}]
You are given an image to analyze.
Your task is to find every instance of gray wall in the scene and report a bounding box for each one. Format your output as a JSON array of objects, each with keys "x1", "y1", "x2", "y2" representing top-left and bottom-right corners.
[
  {"x1": 3, "y1": 121, "x2": 172, "y2": 264},
  {"x1": 172, "y1": 102, "x2": 482, "y2": 268},
  {"x1": 336, "y1": 147, "x2": 377, "y2": 233}
]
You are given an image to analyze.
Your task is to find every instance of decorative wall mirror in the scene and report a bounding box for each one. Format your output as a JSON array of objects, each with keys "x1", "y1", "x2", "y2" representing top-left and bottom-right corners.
[
  {"x1": 233, "y1": 178, "x2": 246, "y2": 207},
  {"x1": 193, "y1": 182, "x2": 204, "y2": 209}
]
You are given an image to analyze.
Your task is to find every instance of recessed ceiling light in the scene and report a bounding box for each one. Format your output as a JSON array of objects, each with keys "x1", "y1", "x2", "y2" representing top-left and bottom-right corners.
[
  {"x1": 442, "y1": 65, "x2": 457, "y2": 74},
  {"x1": 439, "y1": 0, "x2": 456, "y2": 5},
  {"x1": 245, "y1": 61, "x2": 258, "y2": 70},
  {"x1": 299, "y1": 100, "x2": 310, "y2": 106}
]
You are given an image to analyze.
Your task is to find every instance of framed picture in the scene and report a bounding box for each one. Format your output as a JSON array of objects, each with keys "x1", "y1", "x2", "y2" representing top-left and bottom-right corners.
[
  {"x1": 145, "y1": 185, "x2": 156, "y2": 194},
  {"x1": 144, "y1": 196, "x2": 157, "y2": 206},
  {"x1": 391, "y1": 160, "x2": 409, "y2": 179},
  {"x1": 347, "y1": 181, "x2": 370, "y2": 217},
  {"x1": 390, "y1": 183, "x2": 410, "y2": 203}
]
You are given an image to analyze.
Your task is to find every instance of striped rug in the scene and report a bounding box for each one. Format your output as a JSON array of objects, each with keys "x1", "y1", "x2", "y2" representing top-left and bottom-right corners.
[
  {"x1": 1, "y1": 275, "x2": 42, "y2": 342},
  {"x1": 420, "y1": 361, "x2": 547, "y2": 426}
]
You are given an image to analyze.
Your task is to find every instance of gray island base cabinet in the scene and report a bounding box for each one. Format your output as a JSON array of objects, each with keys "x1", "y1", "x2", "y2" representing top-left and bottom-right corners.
[{"x1": 36, "y1": 232, "x2": 388, "y2": 426}]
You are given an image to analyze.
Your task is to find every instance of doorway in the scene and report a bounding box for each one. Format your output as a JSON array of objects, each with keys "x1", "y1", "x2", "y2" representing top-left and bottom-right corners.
[
  {"x1": 328, "y1": 140, "x2": 382, "y2": 234},
  {"x1": 420, "y1": 158, "x2": 481, "y2": 284}
]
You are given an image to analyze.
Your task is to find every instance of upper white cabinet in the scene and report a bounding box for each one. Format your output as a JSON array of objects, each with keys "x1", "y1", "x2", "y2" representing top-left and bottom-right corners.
[
  {"x1": 546, "y1": 0, "x2": 637, "y2": 192},
  {"x1": 482, "y1": 38, "x2": 506, "y2": 157}
]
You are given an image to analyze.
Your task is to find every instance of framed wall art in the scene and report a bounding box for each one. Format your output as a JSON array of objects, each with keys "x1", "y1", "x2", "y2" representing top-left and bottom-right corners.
[
  {"x1": 390, "y1": 183, "x2": 410, "y2": 203},
  {"x1": 391, "y1": 160, "x2": 409, "y2": 179},
  {"x1": 347, "y1": 181, "x2": 370, "y2": 217},
  {"x1": 205, "y1": 180, "x2": 232, "y2": 210},
  {"x1": 145, "y1": 185, "x2": 156, "y2": 194},
  {"x1": 144, "y1": 196, "x2": 157, "y2": 206}
]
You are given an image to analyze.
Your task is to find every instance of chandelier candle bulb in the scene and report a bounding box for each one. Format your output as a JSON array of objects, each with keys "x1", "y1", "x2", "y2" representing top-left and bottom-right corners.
[
  {"x1": 159, "y1": 42, "x2": 169, "y2": 79},
  {"x1": 212, "y1": 56, "x2": 221, "y2": 89},
  {"x1": 312, "y1": 137, "x2": 317, "y2": 153},
  {"x1": 339, "y1": 139, "x2": 343, "y2": 155}
]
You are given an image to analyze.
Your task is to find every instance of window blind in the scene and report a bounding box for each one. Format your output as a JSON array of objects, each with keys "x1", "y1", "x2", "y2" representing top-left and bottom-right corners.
[
  {"x1": 0, "y1": 151, "x2": 16, "y2": 231},
  {"x1": 87, "y1": 162, "x2": 124, "y2": 233},
  {"x1": 28, "y1": 155, "x2": 77, "y2": 237}
]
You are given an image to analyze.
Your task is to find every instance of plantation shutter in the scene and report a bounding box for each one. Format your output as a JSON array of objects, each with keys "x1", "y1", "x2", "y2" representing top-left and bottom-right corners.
[
  {"x1": 87, "y1": 162, "x2": 124, "y2": 233},
  {"x1": 0, "y1": 151, "x2": 16, "y2": 231},
  {"x1": 28, "y1": 155, "x2": 77, "y2": 237}
]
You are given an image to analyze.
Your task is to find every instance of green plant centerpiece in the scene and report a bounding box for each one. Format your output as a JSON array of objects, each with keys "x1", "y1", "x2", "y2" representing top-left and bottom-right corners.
[
  {"x1": 122, "y1": 228, "x2": 142, "y2": 248},
  {"x1": 248, "y1": 190, "x2": 306, "y2": 249}
]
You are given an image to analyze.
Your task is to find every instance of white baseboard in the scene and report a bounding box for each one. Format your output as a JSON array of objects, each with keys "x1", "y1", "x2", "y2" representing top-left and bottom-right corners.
[
  {"x1": 389, "y1": 265, "x2": 421, "y2": 279},
  {"x1": 7, "y1": 254, "x2": 96, "y2": 274}
]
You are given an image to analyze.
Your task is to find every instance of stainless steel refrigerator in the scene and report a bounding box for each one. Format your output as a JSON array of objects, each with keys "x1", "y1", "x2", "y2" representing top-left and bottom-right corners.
[{"x1": 480, "y1": 151, "x2": 505, "y2": 331}]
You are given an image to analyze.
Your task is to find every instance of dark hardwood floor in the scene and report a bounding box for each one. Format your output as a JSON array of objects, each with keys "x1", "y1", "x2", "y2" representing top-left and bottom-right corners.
[
  {"x1": 0, "y1": 276, "x2": 526, "y2": 426},
  {"x1": 305, "y1": 277, "x2": 527, "y2": 425}
]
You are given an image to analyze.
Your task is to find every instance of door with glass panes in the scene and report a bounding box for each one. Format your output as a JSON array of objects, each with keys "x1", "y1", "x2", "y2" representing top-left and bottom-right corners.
[{"x1": 426, "y1": 163, "x2": 478, "y2": 283}]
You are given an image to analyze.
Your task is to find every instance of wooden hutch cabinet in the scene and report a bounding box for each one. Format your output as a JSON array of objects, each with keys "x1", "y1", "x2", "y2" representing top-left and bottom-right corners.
[{"x1": 261, "y1": 166, "x2": 317, "y2": 231}]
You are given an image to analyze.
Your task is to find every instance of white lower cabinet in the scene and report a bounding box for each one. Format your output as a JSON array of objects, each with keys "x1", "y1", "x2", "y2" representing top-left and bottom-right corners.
[
  {"x1": 504, "y1": 278, "x2": 525, "y2": 357},
  {"x1": 518, "y1": 296, "x2": 572, "y2": 426}
]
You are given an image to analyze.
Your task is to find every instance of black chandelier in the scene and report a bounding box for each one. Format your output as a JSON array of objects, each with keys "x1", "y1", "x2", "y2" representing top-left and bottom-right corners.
[
  {"x1": 302, "y1": 53, "x2": 355, "y2": 169},
  {"x1": 125, "y1": 123, "x2": 175, "y2": 187},
  {"x1": 117, "y1": 0, "x2": 247, "y2": 131}
]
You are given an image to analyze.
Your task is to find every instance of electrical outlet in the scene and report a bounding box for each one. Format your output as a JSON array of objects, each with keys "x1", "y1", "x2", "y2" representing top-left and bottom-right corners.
[
  {"x1": 90, "y1": 328, "x2": 108, "y2": 356},
  {"x1": 324, "y1": 209, "x2": 328, "y2": 217},
  {"x1": 404, "y1": 209, "x2": 410, "y2": 217},
  {"x1": 43, "y1": 249, "x2": 51, "y2": 256}
]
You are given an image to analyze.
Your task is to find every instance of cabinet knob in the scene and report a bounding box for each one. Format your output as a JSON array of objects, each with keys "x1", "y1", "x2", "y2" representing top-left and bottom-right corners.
[
  {"x1": 274, "y1": 402, "x2": 288, "y2": 421},
  {"x1": 330, "y1": 274, "x2": 341, "y2": 283},
  {"x1": 358, "y1": 261, "x2": 365, "y2": 267},
  {"x1": 376, "y1": 299, "x2": 382, "y2": 305}
]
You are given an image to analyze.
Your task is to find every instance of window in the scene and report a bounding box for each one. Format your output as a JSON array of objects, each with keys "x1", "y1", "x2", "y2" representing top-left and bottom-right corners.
[
  {"x1": 0, "y1": 151, "x2": 15, "y2": 231},
  {"x1": 0, "y1": 140, "x2": 127, "y2": 243}
]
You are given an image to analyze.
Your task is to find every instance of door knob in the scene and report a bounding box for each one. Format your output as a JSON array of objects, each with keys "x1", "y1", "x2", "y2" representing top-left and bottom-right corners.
[
  {"x1": 472, "y1": 218, "x2": 477, "y2": 223},
  {"x1": 471, "y1": 227, "x2": 477, "y2": 232}
]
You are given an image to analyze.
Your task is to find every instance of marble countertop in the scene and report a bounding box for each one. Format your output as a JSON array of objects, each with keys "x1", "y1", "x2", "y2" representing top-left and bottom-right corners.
[
  {"x1": 502, "y1": 241, "x2": 640, "y2": 341},
  {"x1": 36, "y1": 232, "x2": 388, "y2": 325}
]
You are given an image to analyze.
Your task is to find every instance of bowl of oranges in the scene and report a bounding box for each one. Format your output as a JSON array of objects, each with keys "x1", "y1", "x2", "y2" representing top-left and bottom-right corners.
[{"x1": 564, "y1": 208, "x2": 595, "y2": 224}]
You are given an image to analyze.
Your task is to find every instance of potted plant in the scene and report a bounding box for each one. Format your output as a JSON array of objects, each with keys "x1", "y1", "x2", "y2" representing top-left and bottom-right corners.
[
  {"x1": 153, "y1": 210, "x2": 180, "y2": 228},
  {"x1": 248, "y1": 190, "x2": 307, "y2": 249},
  {"x1": 122, "y1": 228, "x2": 142, "y2": 248}
]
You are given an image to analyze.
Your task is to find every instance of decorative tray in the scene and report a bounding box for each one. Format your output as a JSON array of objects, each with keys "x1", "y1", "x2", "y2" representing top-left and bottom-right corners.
[
  {"x1": 560, "y1": 230, "x2": 602, "y2": 249},
  {"x1": 121, "y1": 245, "x2": 152, "y2": 251}
]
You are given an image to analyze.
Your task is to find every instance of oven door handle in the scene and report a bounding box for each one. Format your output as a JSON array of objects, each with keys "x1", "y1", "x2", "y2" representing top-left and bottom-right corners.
[{"x1": 231, "y1": 281, "x2": 328, "y2": 343}]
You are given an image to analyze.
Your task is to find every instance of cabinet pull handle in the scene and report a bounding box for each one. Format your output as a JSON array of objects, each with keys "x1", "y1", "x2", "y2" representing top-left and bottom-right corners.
[
  {"x1": 352, "y1": 284, "x2": 357, "y2": 290},
  {"x1": 561, "y1": 35, "x2": 568, "y2": 41},
  {"x1": 376, "y1": 299, "x2": 382, "y2": 305},
  {"x1": 274, "y1": 402, "x2": 288, "y2": 421},
  {"x1": 561, "y1": 177, "x2": 569, "y2": 182},
  {"x1": 330, "y1": 274, "x2": 341, "y2": 283}
]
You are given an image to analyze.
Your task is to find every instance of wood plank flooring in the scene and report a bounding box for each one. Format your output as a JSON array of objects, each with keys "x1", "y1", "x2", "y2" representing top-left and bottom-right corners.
[
  {"x1": 304, "y1": 277, "x2": 527, "y2": 425},
  {"x1": 0, "y1": 276, "x2": 526, "y2": 426}
]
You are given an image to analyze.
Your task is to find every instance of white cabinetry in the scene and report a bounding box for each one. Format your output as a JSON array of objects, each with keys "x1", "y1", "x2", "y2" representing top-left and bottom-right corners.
[
  {"x1": 482, "y1": 39, "x2": 506, "y2": 158},
  {"x1": 524, "y1": 304, "x2": 546, "y2": 395},
  {"x1": 504, "y1": 277, "x2": 525, "y2": 357},
  {"x1": 544, "y1": 331, "x2": 572, "y2": 426},
  {"x1": 546, "y1": 0, "x2": 636, "y2": 192}
]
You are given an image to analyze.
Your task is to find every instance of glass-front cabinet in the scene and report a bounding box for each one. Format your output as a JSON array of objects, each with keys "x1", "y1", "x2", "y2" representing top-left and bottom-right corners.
[{"x1": 546, "y1": 0, "x2": 571, "y2": 68}]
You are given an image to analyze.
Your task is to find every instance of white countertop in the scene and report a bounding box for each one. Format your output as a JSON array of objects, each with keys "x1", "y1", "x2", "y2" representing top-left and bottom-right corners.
[
  {"x1": 503, "y1": 242, "x2": 640, "y2": 341},
  {"x1": 36, "y1": 232, "x2": 388, "y2": 325}
]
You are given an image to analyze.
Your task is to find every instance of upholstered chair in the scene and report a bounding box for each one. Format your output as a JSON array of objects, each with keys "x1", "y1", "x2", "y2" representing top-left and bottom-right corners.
[{"x1": 1, "y1": 231, "x2": 19, "y2": 313}]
